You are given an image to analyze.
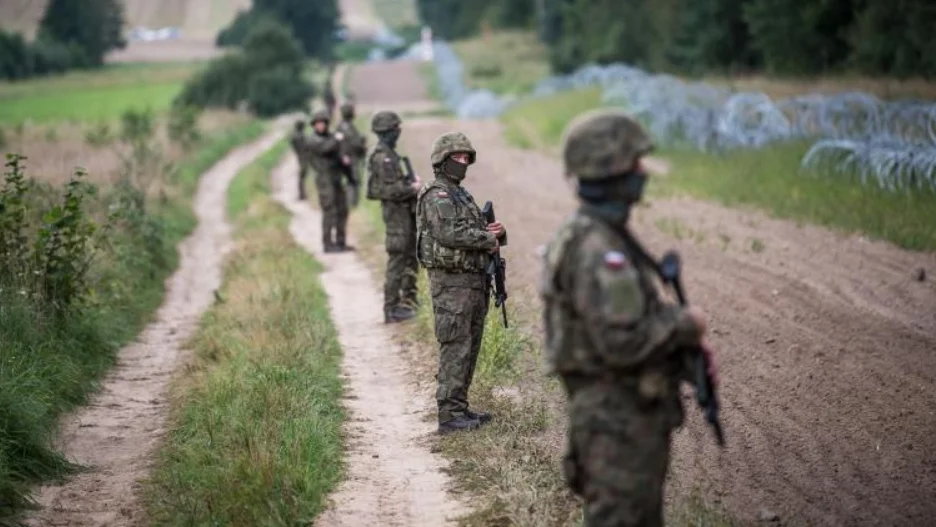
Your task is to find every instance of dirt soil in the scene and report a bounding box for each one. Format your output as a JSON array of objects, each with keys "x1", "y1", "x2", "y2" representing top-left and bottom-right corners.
[
  {"x1": 24, "y1": 123, "x2": 290, "y2": 527},
  {"x1": 271, "y1": 155, "x2": 468, "y2": 526},
  {"x1": 351, "y1": 58, "x2": 936, "y2": 526}
]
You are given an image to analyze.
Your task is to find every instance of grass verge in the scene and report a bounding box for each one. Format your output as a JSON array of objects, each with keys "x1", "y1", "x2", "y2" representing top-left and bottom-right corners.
[
  {"x1": 144, "y1": 144, "x2": 345, "y2": 525},
  {"x1": 451, "y1": 30, "x2": 551, "y2": 96},
  {"x1": 0, "y1": 121, "x2": 266, "y2": 525},
  {"x1": 500, "y1": 88, "x2": 936, "y2": 251}
]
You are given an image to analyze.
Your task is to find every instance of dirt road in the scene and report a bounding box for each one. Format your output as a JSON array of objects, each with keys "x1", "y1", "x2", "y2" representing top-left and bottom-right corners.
[
  {"x1": 271, "y1": 156, "x2": 468, "y2": 526},
  {"x1": 25, "y1": 123, "x2": 289, "y2": 527},
  {"x1": 351, "y1": 59, "x2": 936, "y2": 526}
]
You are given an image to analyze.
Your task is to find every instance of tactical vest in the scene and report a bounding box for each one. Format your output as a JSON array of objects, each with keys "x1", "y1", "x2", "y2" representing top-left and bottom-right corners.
[
  {"x1": 540, "y1": 212, "x2": 590, "y2": 374},
  {"x1": 365, "y1": 144, "x2": 401, "y2": 201},
  {"x1": 416, "y1": 179, "x2": 488, "y2": 273}
]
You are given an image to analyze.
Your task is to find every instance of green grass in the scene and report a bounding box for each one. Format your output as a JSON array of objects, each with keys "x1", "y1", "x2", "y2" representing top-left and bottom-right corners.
[
  {"x1": 659, "y1": 143, "x2": 936, "y2": 250},
  {"x1": 500, "y1": 87, "x2": 936, "y2": 251},
  {"x1": 451, "y1": 30, "x2": 551, "y2": 96},
  {"x1": 0, "y1": 121, "x2": 265, "y2": 525},
  {"x1": 0, "y1": 82, "x2": 184, "y2": 125},
  {"x1": 500, "y1": 88, "x2": 604, "y2": 151},
  {"x1": 144, "y1": 145, "x2": 345, "y2": 526},
  {"x1": 0, "y1": 62, "x2": 204, "y2": 125}
]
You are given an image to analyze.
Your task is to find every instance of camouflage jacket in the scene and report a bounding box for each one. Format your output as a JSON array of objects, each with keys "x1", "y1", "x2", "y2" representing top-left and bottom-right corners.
[
  {"x1": 335, "y1": 120, "x2": 367, "y2": 159},
  {"x1": 540, "y1": 209, "x2": 699, "y2": 378},
  {"x1": 366, "y1": 142, "x2": 416, "y2": 202},
  {"x1": 306, "y1": 132, "x2": 345, "y2": 179},
  {"x1": 290, "y1": 130, "x2": 310, "y2": 164},
  {"x1": 416, "y1": 175, "x2": 504, "y2": 273}
]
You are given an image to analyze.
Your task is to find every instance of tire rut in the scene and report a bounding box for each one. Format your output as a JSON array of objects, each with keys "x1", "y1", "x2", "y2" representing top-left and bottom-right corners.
[
  {"x1": 24, "y1": 123, "x2": 290, "y2": 527},
  {"x1": 270, "y1": 155, "x2": 468, "y2": 527}
]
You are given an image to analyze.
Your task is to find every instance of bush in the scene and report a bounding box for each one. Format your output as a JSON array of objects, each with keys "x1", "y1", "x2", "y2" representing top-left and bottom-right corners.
[
  {"x1": 176, "y1": 20, "x2": 314, "y2": 119},
  {"x1": 247, "y1": 66, "x2": 315, "y2": 117},
  {"x1": 176, "y1": 54, "x2": 253, "y2": 110}
]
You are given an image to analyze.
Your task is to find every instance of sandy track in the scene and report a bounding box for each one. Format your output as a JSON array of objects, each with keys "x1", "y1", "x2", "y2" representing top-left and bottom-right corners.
[
  {"x1": 270, "y1": 156, "x2": 467, "y2": 526},
  {"x1": 24, "y1": 123, "x2": 289, "y2": 527},
  {"x1": 349, "y1": 60, "x2": 936, "y2": 526}
]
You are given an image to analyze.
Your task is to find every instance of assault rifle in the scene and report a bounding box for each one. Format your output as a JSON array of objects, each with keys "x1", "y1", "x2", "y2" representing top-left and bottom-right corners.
[
  {"x1": 401, "y1": 156, "x2": 416, "y2": 184},
  {"x1": 481, "y1": 201, "x2": 508, "y2": 328},
  {"x1": 658, "y1": 250, "x2": 725, "y2": 447}
]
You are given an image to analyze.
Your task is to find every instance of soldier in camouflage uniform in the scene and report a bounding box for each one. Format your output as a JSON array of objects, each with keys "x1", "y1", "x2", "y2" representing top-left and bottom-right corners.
[
  {"x1": 336, "y1": 102, "x2": 367, "y2": 208},
  {"x1": 290, "y1": 119, "x2": 311, "y2": 200},
  {"x1": 416, "y1": 132, "x2": 507, "y2": 434},
  {"x1": 540, "y1": 109, "x2": 716, "y2": 526},
  {"x1": 307, "y1": 109, "x2": 356, "y2": 252},
  {"x1": 366, "y1": 111, "x2": 421, "y2": 323}
]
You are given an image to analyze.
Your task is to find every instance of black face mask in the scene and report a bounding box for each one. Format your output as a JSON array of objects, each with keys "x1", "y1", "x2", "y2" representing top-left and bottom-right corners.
[
  {"x1": 577, "y1": 170, "x2": 649, "y2": 224},
  {"x1": 441, "y1": 157, "x2": 468, "y2": 182},
  {"x1": 378, "y1": 129, "x2": 401, "y2": 148}
]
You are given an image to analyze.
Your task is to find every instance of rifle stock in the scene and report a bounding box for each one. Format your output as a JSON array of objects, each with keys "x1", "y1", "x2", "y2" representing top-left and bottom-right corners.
[
  {"x1": 481, "y1": 201, "x2": 509, "y2": 328},
  {"x1": 659, "y1": 250, "x2": 725, "y2": 447}
]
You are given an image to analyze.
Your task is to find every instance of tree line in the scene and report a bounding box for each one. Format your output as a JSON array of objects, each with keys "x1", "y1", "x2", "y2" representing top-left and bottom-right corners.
[
  {"x1": 1, "y1": 0, "x2": 126, "y2": 81},
  {"x1": 417, "y1": 0, "x2": 936, "y2": 78}
]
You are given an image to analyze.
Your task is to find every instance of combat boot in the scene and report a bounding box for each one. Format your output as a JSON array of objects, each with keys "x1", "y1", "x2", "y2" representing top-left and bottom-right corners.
[
  {"x1": 384, "y1": 305, "x2": 416, "y2": 323},
  {"x1": 465, "y1": 409, "x2": 493, "y2": 425},
  {"x1": 438, "y1": 415, "x2": 481, "y2": 435}
]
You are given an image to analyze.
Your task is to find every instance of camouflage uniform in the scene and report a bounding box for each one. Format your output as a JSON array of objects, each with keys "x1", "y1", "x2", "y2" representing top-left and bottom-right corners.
[
  {"x1": 290, "y1": 119, "x2": 311, "y2": 200},
  {"x1": 366, "y1": 111, "x2": 419, "y2": 322},
  {"x1": 307, "y1": 109, "x2": 355, "y2": 252},
  {"x1": 540, "y1": 110, "x2": 703, "y2": 526},
  {"x1": 417, "y1": 132, "x2": 505, "y2": 433},
  {"x1": 336, "y1": 103, "x2": 367, "y2": 208}
]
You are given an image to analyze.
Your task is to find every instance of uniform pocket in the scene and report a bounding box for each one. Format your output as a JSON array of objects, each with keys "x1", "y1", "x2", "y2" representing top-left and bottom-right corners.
[{"x1": 433, "y1": 310, "x2": 465, "y2": 343}]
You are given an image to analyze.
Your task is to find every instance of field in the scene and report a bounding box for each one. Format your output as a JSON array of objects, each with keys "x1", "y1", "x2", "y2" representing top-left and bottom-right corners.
[
  {"x1": 0, "y1": 0, "x2": 251, "y2": 40},
  {"x1": 0, "y1": 62, "x2": 207, "y2": 125}
]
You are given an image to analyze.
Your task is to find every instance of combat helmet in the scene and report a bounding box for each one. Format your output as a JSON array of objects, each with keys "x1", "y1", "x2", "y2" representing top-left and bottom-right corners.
[
  {"x1": 430, "y1": 131, "x2": 476, "y2": 166},
  {"x1": 371, "y1": 111, "x2": 402, "y2": 133},
  {"x1": 311, "y1": 109, "x2": 331, "y2": 125},
  {"x1": 561, "y1": 109, "x2": 653, "y2": 180},
  {"x1": 340, "y1": 102, "x2": 355, "y2": 120}
]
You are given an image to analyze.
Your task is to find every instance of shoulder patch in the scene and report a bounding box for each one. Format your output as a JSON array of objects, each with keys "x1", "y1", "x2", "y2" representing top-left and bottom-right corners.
[
  {"x1": 436, "y1": 191, "x2": 449, "y2": 198},
  {"x1": 603, "y1": 251, "x2": 629, "y2": 270},
  {"x1": 384, "y1": 156, "x2": 393, "y2": 163}
]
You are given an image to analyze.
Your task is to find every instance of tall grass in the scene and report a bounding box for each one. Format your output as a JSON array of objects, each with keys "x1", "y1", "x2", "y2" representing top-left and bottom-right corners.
[
  {"x1": 145, "y1": 145, "x2": 345, "y2": 526},
  {"x1": 0, "y1": 120, "x2": 264, "y2": 525}
]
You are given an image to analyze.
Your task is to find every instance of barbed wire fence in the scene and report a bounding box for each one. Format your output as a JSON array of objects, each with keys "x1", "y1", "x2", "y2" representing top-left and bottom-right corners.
[{"x1": 393, "y1": 39, "x2": 936, "y2": 192}]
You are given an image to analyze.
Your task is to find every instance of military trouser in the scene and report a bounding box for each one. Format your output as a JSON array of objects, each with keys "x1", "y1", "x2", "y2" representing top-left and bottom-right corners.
[
  {"x1": 315, "y1": 174, "x2": 348, "y2": 247},
  {"x1": 382, "y1": 200, "x2": 418, "y2": 314},
  {"x1": 561, "y1": 377, "x2": 684, "y2": 527},
  {"x1": 428, "y1": 270, "x2": 489, "y2": 424},
  {"x1": 297, "y1": 161, "x2": 309, "y2": 200}
]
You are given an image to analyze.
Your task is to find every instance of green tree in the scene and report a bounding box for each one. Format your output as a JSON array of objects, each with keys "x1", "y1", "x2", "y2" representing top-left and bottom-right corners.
[
  {"x1": 743, "y1": 0, "x2": 856, "y2": 75},
  {"x1": 848, "y1": 0, "x2": 936, "y2": 78},
  {"x1": 669, "y1": 0, "x2": 761, "y2": 74},
  {"x1": 216, "y1": 0, "x2": 342, "y2": 60},
  {"x1": 38, "y1": 0, "x2": 126, "y2": 66}
]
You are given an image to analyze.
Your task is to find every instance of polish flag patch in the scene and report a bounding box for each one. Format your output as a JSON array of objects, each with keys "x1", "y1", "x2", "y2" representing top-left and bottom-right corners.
[
  {"x1": 603, "y1": 251, "x2": 628, "y2": 270},
  {"x1": 437, "y1": 191, "x2": 449, "y2": 198}
]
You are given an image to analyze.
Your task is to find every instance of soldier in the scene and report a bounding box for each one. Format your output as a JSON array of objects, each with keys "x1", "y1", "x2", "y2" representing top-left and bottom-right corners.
[
  {"x1": 366, "y1": 111, "x2": 421, "y2": 323},
  {"x1": 307, "y1": 109, "x2": 356, "y2": 253},
  {"x1": 290, "y1": 119, "x2": 311, "y2": 200},
  {"x1": 416, "y1": 131, "x2": 506, "y2": 434},
  {"x1": 336, "y1": 102, "x2": 367, "y2": 208},
  {"x1": 540, "y1": 109, "x2": 716, "y2": 527}
]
